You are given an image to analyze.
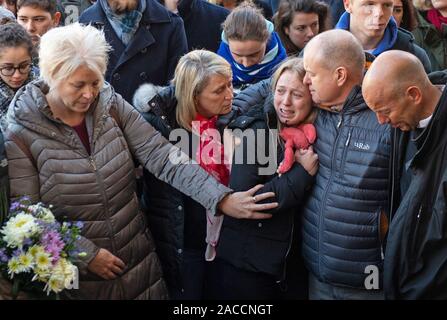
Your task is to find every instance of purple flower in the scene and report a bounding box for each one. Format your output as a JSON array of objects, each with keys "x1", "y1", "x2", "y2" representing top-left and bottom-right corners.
[
  {"x1": 41, "y1": 231, "x2": 65, "y2": 264},
  {"x1": 9, "y1": 201, "x2": 21, "y2": 212},
  {"x1": 12, "y1": 249, "x2": 22, "y2": 257},
  {"x1": 23, "y1": 238, "x2": 33, "y2": 247},
  {"x1": 74, "y1": 221, "x2": 84, "y2": 229},
  {"x1": 0, "y1": 249, "x2": 8, "y2": 263}
]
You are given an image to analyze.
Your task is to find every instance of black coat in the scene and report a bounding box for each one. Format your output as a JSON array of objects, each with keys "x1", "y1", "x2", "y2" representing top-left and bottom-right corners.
[
  {"x1": 79, "y1": 0, "x2": 188, "y2": 103},
  {"x1": 217, "y1": 96, "x2": 314, "y2": 280},
  {"x1": 384, "y1": 73, "x2": 447, "y2": 299},
  {"x1": 177, "y1": 0, "x2": 229, "y2": 52}
]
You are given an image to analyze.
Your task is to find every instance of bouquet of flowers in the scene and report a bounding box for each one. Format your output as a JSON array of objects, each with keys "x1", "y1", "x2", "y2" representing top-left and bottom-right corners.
[{"x1": 0, "y1": 196, "x2": 86, "y2": 298}]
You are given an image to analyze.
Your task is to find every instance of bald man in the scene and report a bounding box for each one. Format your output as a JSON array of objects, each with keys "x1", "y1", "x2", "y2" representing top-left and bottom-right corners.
[
  {"x1": 301, "y1": 30, "x2": 390, "y2": 300},
  {"x1": 363, "y1": 50, "x2": 447, "y2": 299}
]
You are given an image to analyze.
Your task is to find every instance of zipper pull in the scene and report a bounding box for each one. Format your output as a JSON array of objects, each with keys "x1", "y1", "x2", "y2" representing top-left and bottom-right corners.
[
  {"x1": 89, "y1": 157, "x2": 97, "y2": 171},
  {"x1": 337, "y1": 116, "x2": 343, "y2": 128},
  {"x1": 417, "y1": 205, "x2": 423, "y2": 219},
  {"x1": 345, "y1": 131, "x2": 351, "y2": 146}
]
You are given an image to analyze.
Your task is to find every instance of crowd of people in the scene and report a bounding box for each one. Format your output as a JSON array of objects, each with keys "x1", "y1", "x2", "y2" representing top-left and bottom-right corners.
[{"x1": 0, "y1": 0, "x2": 446, "y2": 300}]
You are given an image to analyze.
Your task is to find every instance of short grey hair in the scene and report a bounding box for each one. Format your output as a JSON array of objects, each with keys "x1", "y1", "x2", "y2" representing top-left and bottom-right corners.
[
  {"x1": 39, "y1": 23, "x2": 111, "y2": 88},
  {"x1": 305, "y1": 29, "x2": 365, "y2": 79}
]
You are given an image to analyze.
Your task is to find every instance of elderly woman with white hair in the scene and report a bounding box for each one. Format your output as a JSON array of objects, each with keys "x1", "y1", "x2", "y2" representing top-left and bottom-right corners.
[{"x1": 3, "y1": 23, "x2": 277, "y2": 300}]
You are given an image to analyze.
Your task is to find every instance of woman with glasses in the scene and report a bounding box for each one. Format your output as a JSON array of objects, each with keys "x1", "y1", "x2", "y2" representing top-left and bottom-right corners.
[{"x1": 0, "y1": 23, "x2": 36, "y2": 118}]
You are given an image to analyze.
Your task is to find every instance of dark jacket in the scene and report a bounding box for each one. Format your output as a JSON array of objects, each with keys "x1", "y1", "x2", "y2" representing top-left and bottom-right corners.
[
  {"x1": 217, "y1": 95, "x2": 314, "y2": 280},
  {"x1": 177, "y1": 0, "x2": 229, "y2": 52},
  {"x1": 412, "y1": 10, "x2": 447, "y2": 72},
  {"x1": 302, "y1": 86, "x2": 391, "y2": 289},
  {"x1": 133, "y1": 84, "x2": 239, "y2": 291},
  {"x1": 388, "y1": 71, "x2": 447, "y2": 222},
  {"x1": 384, "y1": 82, "x2": 447, "y2": 299},
  {"x1": 79, "y1": 0, "x2": 188, "y2": 103},
  {"x1": 393, "y1": 28, "x2": 432, "y2": 73}
]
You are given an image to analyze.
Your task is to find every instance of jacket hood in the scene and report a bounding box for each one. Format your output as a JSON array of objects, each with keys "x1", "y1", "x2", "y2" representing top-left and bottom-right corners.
[
  {"x1": 132, "y1": 83, "x2": 164, "y2": 113},
  {"x1": 336, "y1": 12, "x2": 398, "y2": 56}
]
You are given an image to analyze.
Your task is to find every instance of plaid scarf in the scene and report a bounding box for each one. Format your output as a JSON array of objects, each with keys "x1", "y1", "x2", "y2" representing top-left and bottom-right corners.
[
  {"x1": 0, "y1": 66, "x2": 37, "y2": 119},
  {"x1": 100, "y1": 0, "x2": 145, "y2": 46},
  {"x1": 193, "y1": 114, "x2": 230, "y2": 261}
]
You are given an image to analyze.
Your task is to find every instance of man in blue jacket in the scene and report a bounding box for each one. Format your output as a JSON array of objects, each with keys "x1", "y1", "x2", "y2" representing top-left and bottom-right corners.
[
  {"x1": 336, "y1": 0, "x2": 431, "y2": 72},
  {"x1": 302, "y1": 29, "x2": 390, "y2": 299},
  {"x1": 79, "y1": 0, "x2": 188, "y2": 103},
  {"x1": 363, "y1": 50, "x2": 447, "y2": 299}
]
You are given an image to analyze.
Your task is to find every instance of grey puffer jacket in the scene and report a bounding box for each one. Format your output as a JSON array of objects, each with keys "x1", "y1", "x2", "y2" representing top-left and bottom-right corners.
[{"x1": 4, "y1": 80, "x2": 231, "y2": 299}]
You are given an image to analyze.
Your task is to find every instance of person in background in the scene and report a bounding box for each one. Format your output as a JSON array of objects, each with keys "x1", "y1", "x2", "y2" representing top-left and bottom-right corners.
[
  {"x1": 336, "y1": 0, "x2": 431, "y2": 73},
  {"x1": 217, "y1": 0, "x2": 273, "y2": 20},
  {"x1": 1, "y1": 0, "x2": 17, "y2": 15},
  {"x1": 4, "y1": 23, "x2": 278, "y2": 299},
  {"x1": 0, "y1": 23, "x2": 36, "y2": 119},
  {"x1": 0, "y1": 5, "x2": 16, "y2": 22},
  {"x1": 412, "y1": 0, "x2": 447, "y2": 71},
  {"x1": 173, "y1": 0, "x2": 229, "y2": 52},
  {"x1": 392, "y1": 0, "x2": 418, "y2": 30},
  {"x1": 274, "y1": 0, "x2": 330, "y2": 56},
  {"x1": 79, "y1": 0, "x2": 188, "y2": 104},
  {"x1": 217, "y1": 2, "x2": 286, "y2": 92},
  {"x1": 16, "y1": 0, "x2": 61, "y2": 47}
]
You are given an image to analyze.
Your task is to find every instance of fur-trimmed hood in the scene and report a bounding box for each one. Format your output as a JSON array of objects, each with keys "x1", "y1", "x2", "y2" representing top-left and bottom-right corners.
[{"x1": 132, "y1": 83, "x2": 164, "y2": 113}]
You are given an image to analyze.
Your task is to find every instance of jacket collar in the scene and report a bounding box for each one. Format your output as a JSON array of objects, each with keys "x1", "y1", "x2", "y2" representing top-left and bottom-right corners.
[
  {"x1": 411, "y1": 84, "x2": 447, "y2": 167},
  {"x1": 178, "y1": 0, "x2": 196, "y2": 20}
]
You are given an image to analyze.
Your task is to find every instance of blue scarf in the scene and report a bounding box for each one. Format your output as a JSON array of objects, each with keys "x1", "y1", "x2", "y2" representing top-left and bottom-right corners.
[
  {"x1": 100, "y1": 0, "x2": 145, "y2": 46},
  {"x1": 217, "y1": 20, "x2": 287, "y2": 88},
  {"x1": 335, "y1": 12, "x2": 398, "y2": 56}
]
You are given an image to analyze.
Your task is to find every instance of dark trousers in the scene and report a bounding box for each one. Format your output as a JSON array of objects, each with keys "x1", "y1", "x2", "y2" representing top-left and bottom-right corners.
[
  {"x1": 208, "y1": 258, "x2": 308, "y2": 300},
  {"x1": 168, "y1": 248, "x2": 216, "y2": 300}
]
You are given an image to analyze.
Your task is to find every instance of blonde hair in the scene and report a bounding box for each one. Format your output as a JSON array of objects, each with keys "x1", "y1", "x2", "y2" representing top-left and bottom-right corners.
[
  {"x1": 39, "y1": 23, "x2": 111, "y2": 88},
  {"x1": 173, "y1": 50, "x2": 232, "y2": 131}
]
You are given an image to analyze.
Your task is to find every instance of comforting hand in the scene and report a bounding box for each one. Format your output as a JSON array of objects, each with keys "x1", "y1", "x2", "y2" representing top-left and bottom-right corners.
[
  {"x1": 88, "y1": 248, "x2": 126, "y2": 280},
  {"x1": 218, "y1": 184, "x2": 278, "y2": 219},
  {"x1": 295, "y1": 146, "x2": 319, "y2": 176}
]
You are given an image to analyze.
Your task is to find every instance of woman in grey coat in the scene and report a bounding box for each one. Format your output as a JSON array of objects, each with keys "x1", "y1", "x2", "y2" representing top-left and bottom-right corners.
[{"x1": 3, "y1": 23, "x2": 277, "y2": 299}]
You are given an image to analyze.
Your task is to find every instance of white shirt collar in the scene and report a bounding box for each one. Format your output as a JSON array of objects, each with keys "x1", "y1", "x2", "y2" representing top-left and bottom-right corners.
[{"x1": 418, "y1": 114, "x2": 432, "y2": 129}]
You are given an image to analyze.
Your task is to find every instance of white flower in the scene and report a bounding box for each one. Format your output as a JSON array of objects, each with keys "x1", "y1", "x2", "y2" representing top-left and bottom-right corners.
[
  {"x1": 34, "y1": 251, "x2": 52, "y2": 271},
  {"x1": 39, "y1": 208, "x2": 55, "y2": 223},
  {"x1": 7, "y1": 257, "x2": 21, "y2": 278},
  {"x1": 44, "y1": 275, "x2": 65, "y2": 295},
  {"x1": 18, "y1": 252, "x2": 34, "y2": 272},
  {"x1": 1, "y1": 213, "x2": 40, "y2": 248}
]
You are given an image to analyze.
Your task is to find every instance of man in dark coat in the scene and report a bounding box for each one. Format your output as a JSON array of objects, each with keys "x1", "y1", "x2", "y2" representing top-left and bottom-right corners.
[
  {"x1": 176, "y1": 0, "x2": 229, "y2": 52},
  {"x1": 79, "y1": 0, "x2": 188, "y2": 103},
  {"x1": 363, "y1": 50, "x2": 447, "y2": 299}
]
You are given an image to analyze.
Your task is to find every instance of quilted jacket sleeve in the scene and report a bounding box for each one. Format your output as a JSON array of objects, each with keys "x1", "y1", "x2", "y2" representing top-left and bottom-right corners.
[
  {"x1": 112, "y1": 93, "x2": 232, "y2": 215},
  {"x1": 4, "y1": 128, "x2": 100, "y2": 276}
]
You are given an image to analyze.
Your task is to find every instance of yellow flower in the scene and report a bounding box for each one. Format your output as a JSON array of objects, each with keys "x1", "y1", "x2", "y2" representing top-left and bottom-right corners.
[
  {"x1": 7, "y1": 257, "x2": 20, "y2": 278},
  {"x1": 18, "y1": 252, "x2": 33, "y2": 271},
  {"x1": 35, "y1": 252, "x2": 51, "y2": 271},
  {"x1": 28, "y1": 245, "x2": 44, "y2": 258}
]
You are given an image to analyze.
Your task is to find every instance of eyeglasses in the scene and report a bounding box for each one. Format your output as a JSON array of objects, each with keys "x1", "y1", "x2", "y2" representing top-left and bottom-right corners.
[{"x1": 0, "y1": 62, "x2": 32, "y2": 77}]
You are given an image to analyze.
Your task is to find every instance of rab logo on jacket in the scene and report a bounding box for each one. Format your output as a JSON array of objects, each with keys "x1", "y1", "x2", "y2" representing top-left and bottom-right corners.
[{"x1": 354, "y1": 142, "x2": 370, "y2": 151}]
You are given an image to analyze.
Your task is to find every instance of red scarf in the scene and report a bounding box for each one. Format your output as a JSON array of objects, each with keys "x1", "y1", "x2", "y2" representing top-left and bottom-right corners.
[
  {"x1": 427, "y1": 9, "x2": 447, "y2": 32},
  {"x1": 193, "y1": 113, "x2": 229, "y2": 261},
  {"x1": 193, "y1": 113, "x2": 229, "y2": 186}
]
